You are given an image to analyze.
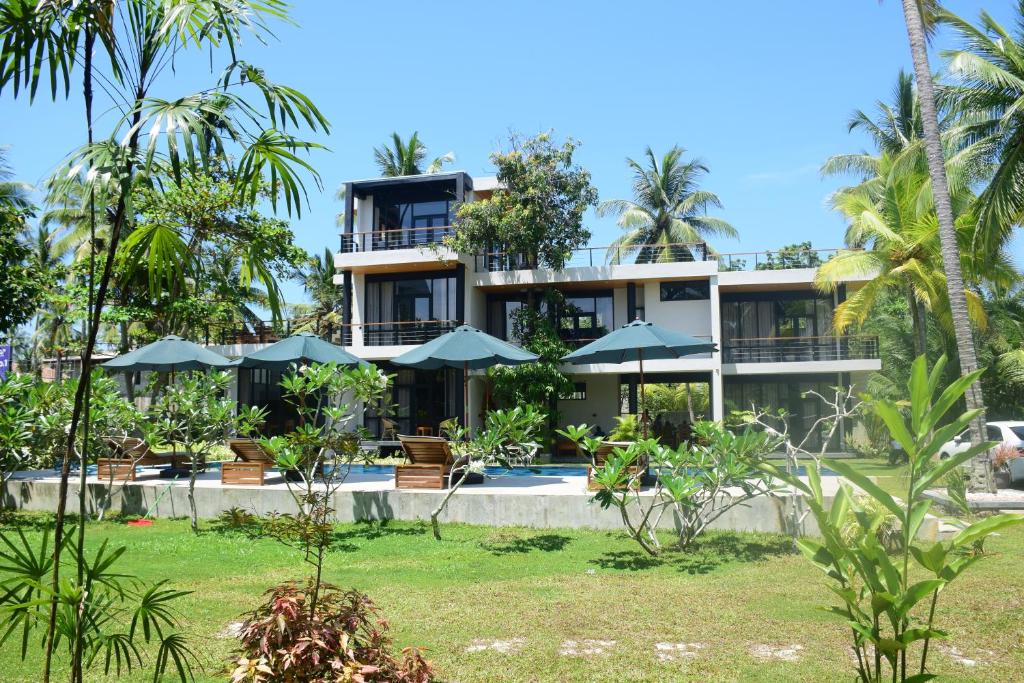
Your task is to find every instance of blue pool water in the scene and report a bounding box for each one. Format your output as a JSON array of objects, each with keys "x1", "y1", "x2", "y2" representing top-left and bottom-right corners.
[{"x1": 76, "y1": 463, "x2": 835, "y2": 478}]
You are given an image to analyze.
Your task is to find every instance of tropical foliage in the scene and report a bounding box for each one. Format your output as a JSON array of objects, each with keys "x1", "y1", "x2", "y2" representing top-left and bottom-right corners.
[
  {"x1": 447, "y1": 132, "x2": 598, "y2": 270},
  {"x1": 598, "y1": 146, "x2": 737, "y2": 264},
  {"x1": 759, "y1": 355, "x2": 1023, "y2": 682},
  {"x1": 373, "y1": 131, "x2": 455, "y2": 177},
  {"x1": 941, "y1": 4, "x2": 1024, "y2": 255},
  {"x1": 560, "y1": 422, "x2": 779, "y2": 555}
]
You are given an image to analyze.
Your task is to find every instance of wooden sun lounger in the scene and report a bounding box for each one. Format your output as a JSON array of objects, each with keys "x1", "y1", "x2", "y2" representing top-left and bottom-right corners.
[
  {"x1": 103, "y1": 436, "x2": 180, "y2": 467},
  {"x1": 222, "y1": 438, "x2": 275, "y2": 486},
  {"x1": 96, "y1": 458, "x2": 138, "y2": 482},
  {"x1": 396, "y1": 435, "x2": 454, "y2": 489},
  {"x1": 587, "y1": 441, "x2": 646, "y2": 491}
]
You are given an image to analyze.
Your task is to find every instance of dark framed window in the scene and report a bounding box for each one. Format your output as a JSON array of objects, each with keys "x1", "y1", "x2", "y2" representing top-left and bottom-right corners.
[
  {"x1": 660, "y1": 280, "x2": 710, "y2": 301},
  {"x1": 560, "y1": 382, "x2": 587, "y2": 401}
]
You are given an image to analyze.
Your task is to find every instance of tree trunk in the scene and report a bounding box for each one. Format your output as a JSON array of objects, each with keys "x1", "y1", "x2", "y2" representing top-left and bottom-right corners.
[
  {"x1": 900, "y1": 0, "x2": 992, "y2": 492},
  {"x1": 684, "y1": 383, "x2": 695, "y2": 425},
  {"x1": 907, "y1": 285, "x2": 928, "y2": 359}
]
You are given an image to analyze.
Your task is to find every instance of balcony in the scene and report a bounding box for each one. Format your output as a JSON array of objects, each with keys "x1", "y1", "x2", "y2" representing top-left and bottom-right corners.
[
  {"x1": 340, "y1": 226, "x2": 454, "y2": 253},
  {"x1": 474, "y1": 242, "x2": 711, "y2": 272},
  {"x1": 715, "y1": 247, "x2": 844, "y2": 272},
  {"x1": 341, "y1": 319, "x2": 459, "y2": 347},
  {"x1": 722, "y1": 335, "x2": 880, "y2": 364}
]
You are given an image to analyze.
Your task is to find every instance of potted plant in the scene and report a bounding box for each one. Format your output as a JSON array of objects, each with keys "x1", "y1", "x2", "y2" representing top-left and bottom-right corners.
[{"x1": 991, "y1": 443, "x2": 1020, "y2": 489}]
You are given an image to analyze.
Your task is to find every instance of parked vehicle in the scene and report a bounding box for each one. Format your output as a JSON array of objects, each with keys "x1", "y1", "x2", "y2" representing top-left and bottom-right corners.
[
  {"x1": 939, "y1": 421, "x2": 1024, "y2": 487},
  {"x1": 938, "y1": 421, "x2": 1024, "y2": 460}
]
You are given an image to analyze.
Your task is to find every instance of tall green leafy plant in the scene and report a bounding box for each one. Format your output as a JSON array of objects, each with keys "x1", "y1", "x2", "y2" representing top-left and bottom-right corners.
[
  {"x1": 759, "y1": 354, "x2": 1022, "y2": 682},
  {"x1": 257, "y1": 362, "x2": 389, "y2": 616},
  {"x1": 149, "y1": 371, "x2": 265, "y2": 533},
  {"x1": 0, "y1": 528, "x2": 197, "y2": 682},
  {"x1": 0, "y1": 4, "x2": 328, "y2": 677},
  {"x1": 447, "y1": 132, "x2": 598, "y2": 270}
]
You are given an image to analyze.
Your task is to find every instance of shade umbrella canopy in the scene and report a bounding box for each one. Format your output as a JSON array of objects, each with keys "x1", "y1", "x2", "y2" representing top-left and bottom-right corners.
[
  {"x1": 561, "y1": 320, "x2": 717, "y2": 436},
  {"x1": 561, "y1": 320, "x2": 716, "y2": 365},
  {"x1": 392, "y1": 324, "x2": 539, "y2": 429},
  {"x1": 102, "y1": 335, "x2": 231, "y2": 373},
  {"x1": 230, "y1": 332, "x2": 365, "y2": 370}
]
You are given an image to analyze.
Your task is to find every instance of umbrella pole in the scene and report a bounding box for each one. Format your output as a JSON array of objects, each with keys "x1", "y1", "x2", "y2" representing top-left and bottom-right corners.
[
  {"x1": 639, "y1": 349, "x2": 648, "y2": 438},
  {"x1": 463, "y1": 361, "x2": 470, "y2": 437}
]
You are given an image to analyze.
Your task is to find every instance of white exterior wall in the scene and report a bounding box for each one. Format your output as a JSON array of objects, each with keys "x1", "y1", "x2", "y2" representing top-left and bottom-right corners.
[
  {"x1": 640, "y1": 281, "x2": 713, "y2": 339},
  {"x1": 329, "y1": 172, "x2": 882, "y2": 443},
  {"x1": 558, "y1": 374, "x2": 621, "y2": 434}
]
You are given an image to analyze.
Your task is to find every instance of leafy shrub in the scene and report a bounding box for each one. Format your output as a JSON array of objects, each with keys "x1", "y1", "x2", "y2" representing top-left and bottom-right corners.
[
  {"x1": 561, "y1": 421, "x2": 780, "y2": 554},
  {"x1": 608, "y1": 414, "x2": 640, "y2": 442},
  {"x1": 847, "y1": 434, "x2": 890, "y2": 461},
  {"x1": 232, "y1": 579, "x2": 433, "y2": 682}
]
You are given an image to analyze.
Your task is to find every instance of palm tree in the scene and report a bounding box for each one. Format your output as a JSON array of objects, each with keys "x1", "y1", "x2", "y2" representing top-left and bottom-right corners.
[
  {"x1": 816, "y1": 155, "x2": 992, "y2": 357},
  {"x1": 598, "y1": 146, "x2": 737, "y2": 264},
  {"x1": 899, "y1": 0, "x2": 990, "y2": 491},
  {"x1": 940, "y1": 6, "x2": 1024, "y2": 257},
  {"x1": 373, "y1": 131, "x2": 455, "y2": 177},
  {"x1": 0, "y1": 148, "x2": 32, "y2": 210},
  {"x1": 300, "y1": 248, "x2": 341, "y2": 334}
]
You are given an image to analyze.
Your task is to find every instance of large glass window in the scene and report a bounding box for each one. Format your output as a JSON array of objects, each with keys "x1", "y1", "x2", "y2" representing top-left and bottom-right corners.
[
  {"x1": 561, "y1": 292, "x2": 613, "y2": 344},
  {"x1": 723, "y1": 376, "x2": 848, "y2": 451},
  {"x1": 660, "y1": 280, "x2": 710, "y2": 301},
  {"x1": 374, "y1": 191, "x2": 453, "y2": 249},
  {"x1": 364, "y1": 273, "x2": 458, "y2": 345},
  {"x1": 721, "y1": 292, "x2": 833, "y2": 342}
]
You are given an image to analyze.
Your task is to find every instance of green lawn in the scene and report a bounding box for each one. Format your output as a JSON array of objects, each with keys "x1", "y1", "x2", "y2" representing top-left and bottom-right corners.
[{"x1": 1, "y1": 511, "x2": 1022, "y2": 682}]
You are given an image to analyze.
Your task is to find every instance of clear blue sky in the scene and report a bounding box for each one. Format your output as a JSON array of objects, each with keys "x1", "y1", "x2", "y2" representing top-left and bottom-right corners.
[{"x1": 3, "y1": 0, "x2": 1021, "y2": 306}]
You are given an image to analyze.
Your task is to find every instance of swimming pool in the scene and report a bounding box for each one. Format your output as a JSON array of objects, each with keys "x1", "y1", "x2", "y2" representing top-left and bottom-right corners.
[{"x1": 73, "y1": 462, "x2": 835, "y2": 478}]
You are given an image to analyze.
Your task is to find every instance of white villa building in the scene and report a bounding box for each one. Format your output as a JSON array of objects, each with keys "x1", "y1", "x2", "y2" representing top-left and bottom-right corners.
[{"x1": 320, "y1": 170, "x2": 880, "y2": 453}]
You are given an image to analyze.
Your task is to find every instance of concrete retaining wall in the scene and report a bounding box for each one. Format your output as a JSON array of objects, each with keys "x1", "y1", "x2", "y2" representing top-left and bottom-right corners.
[{"x1": 0, "y1": 478, "x2": 940, "y2": 541}]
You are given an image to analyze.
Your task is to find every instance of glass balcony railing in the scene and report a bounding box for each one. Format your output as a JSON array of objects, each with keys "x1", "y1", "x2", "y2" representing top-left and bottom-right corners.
[
  {"x1": 340, "y1": 226, "x2": 454, "y2": 253},
  {"x1": 722, "y1": 335, "x2": 880, "y2": 363},
  {"x1": 474, "y1": 242, "x2": 711, "y2": 272}
]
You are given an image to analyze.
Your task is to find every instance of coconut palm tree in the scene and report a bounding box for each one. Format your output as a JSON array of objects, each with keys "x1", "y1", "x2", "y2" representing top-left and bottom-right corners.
[
  {"x1": 373, "y1": 131, "x2": 455, "y2": 177},
  {"x1": 822, "y1": 69, "x2": 987, "y2": 194},
  {"x1": 898, "y1": 0, "x2": 990, "y2": 491},
  {"x1": 0, "y1": 148, "x2": 32, "y2": 210},
  {"x1": 940, "y1": 5, "x2": 1024, "y2": 257},
  {"x1": 817, "y1": 155, "x2": 993, "y2": 357},
  {"x1": 598, "y1": 146, "x2": 737, "y2": 264},
  {"x1": 300, "y1": 247, "x2": 341, "y2": 334}
]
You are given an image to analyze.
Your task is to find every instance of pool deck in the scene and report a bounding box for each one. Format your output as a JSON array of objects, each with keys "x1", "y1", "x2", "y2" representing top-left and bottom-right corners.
[{"x1": 1, "y1": 467, "x2": 941, "y2": 540}]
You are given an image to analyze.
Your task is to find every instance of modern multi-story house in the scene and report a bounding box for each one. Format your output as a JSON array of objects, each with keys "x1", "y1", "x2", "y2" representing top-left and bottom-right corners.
[{"x1": 333, "y1": 170, "x2": 880, "y2": 451}]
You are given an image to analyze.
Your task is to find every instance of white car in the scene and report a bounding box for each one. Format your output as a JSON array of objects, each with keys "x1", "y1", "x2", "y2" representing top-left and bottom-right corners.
[{"x1": 938, "y1": 421, "x2": 1024, "y2": 459}]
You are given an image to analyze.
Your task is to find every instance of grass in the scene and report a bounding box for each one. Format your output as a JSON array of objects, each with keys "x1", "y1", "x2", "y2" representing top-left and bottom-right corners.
[{"x1": 1, "y1": 512, "x2": 1022, "y2": 682}]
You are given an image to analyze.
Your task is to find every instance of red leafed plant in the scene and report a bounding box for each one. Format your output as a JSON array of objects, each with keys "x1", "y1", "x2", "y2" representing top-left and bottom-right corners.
[{"x1": 231, "y1": 579, "x2": 434, "y2": 682}]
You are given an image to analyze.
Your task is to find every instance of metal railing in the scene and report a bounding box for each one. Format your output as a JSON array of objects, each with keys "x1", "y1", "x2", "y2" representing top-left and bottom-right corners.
[
  {"x1": 474, "y1": 242, "x2": 711, "y2": 272},
  {"x1": 715, "y1": 248, "x2": 846, "y2": 272},
  {"x1": 339, "y1": 319, "x2": 459, "y2": 347},
  {"x1": 340, "y1": 226, "x2": 454, "y2": 253},
  {"x1": 723, "y1": 335, "x2": 879, "y2": 363}
]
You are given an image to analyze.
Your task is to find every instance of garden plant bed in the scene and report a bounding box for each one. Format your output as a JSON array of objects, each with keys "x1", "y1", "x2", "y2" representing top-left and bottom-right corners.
[{"x1": 0, "y1": 512, "x2": 1021, "y2": 682}]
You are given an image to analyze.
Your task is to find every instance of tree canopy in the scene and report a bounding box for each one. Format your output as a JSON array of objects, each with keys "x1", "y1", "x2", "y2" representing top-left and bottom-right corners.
[{"x1": 447, "y1": 133, "x2": 598, "y2": 270}]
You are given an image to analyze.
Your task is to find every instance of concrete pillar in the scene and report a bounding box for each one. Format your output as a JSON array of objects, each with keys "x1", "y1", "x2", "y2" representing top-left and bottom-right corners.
[{"x1": 712, "y1": 369, "x2": 724, "y2": 422}]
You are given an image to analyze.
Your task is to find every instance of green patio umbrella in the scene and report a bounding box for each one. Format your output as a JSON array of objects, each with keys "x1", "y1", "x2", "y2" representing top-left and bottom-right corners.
[
  {"x1": 230, "y1": 332, "x2": 365, "y2": 370},
  {"x1": 561, "y1": 320, "x2": 717, "y2": 436},
  {"x1": 391, "y1": 324, "x2": 539, "y2": 430},
  {"x1": 102, "y1": 335, "x2": 231, "y2": 374}
]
